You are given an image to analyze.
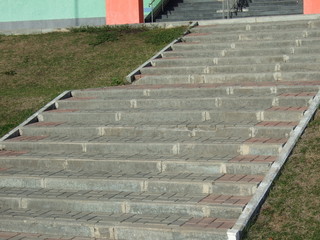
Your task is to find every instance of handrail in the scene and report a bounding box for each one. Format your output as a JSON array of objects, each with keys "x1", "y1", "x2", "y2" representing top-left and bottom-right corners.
[
  {"x1": 221, "y1": 0, "x2": 251, "y2": 19},
  {"x1": 149, "y1": 0, "x2": 169, "y2": 23}
]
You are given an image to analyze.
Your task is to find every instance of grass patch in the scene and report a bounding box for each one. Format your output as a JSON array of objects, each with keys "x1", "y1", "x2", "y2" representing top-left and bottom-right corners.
[
  {"x1": 243, "y1": 110, "x2": 320, "y2": 240},
  {"x1": 0, "y1": 25, "x2": 187, "y2": 137}
]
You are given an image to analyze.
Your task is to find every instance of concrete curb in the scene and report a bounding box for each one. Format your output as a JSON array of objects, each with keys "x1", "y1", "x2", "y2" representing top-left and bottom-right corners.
[
  {"x1": 227, "y1": 89, "x2": 320, "y2": 240},
  {"x1": 126, "y1": 21, "x2": 198, "y2": 83},
  {"x1": 0, "y1": 91, "x2": 72, "y2": 142}
]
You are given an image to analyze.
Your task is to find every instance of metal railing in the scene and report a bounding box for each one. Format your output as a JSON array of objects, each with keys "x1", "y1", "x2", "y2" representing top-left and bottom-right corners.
[
  {"x1": 149, "y1": 0, "x2": 170, "y2": 23},
  {"x1": 221, "y1": 0, "x2": 251, "y2": 19}
]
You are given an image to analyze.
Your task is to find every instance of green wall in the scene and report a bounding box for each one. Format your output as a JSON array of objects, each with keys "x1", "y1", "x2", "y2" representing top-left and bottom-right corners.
[{"x1": 0, "y1": 0, "x2": 106, "y2": 22}]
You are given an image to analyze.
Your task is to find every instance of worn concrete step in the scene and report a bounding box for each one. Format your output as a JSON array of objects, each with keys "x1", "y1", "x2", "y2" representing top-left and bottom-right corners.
[
  {"x1": 162, "y1": 48, "x2": 288, "y2": 58},
  {"x1": 1, "y1": 135, "x2": 286, "y2": 157},
  {"x1": 172, "y1": 39, "x2": 317, "y2": 51},
  {"x1": 72, "y1": 85, "x2": 318, "y2": 100},
  {"x1": 20, "y1": 121, "x2": 296, "y2": 139},
  {"x1": 141, "y1": 63, "x2": 320, "y2": 75},
  {"x1": 239, "y1": 12, "x2": 303, "y2": 20},
  {"x1": 0, "y1": 187, "x2": 246, "y2": 219},
  {"x1": 172, "y1": 38, "x2": 319, "y2": 55},
  {"x1": 55, "y1": 95, "x2": 311, "y2": 111},
  {"x1": 182, "y1": 30, "x2": 320, "y2": 42},
  {"x1": 0, "y1": 208, "x2": 233, "y2": 240},
  {"x1": 246, "y1": 8, "x2": 301, "y2": 14},
  {"x1": 162, "y1": 46, "x2": 320, "y2": 58},
  {"x1": 248, "y1": 4, "x2": 301, "y2": 11},
  {"x1": 0, "y1": 151, "x2": 276, "y2": 175},
  {"x1": 157, "y1": 17, "x2": 222, "y2": 23},
  {"x1": 252, "y1": 0, "x2": 298, "y2": 2},
  {"x1": 135, "y1": 72, "x2": 320, "y2": 85},
  {"x1": 174, "y1": 2, "x2": 222, "y2": 10},
  {"x1": 191, "y1": 20, "x2": 320, "y2": 33},
  {"x1": 250, "y1": 1, "x2": 300, "y2": 6},
  {"x1": 34, "y1": 108, "x2": 305, "y2": 125},
  {"x1": 151, "y1": 54, "x2": 320, "y2": 67},
  {"x1": 0, "y1": 169, "x2": 263, "y2": 195}
]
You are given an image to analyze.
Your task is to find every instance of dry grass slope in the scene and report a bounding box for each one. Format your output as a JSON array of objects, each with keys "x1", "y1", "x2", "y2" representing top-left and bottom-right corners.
[{"x1": 0, "y1": 26, "x2": 187, "y2": 137}]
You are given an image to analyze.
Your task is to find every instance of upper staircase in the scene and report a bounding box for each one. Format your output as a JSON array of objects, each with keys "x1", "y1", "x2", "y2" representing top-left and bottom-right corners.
[
  {"x1": 0, "y1": 15, "x2": 320, "y2": 240},
  {"x1": 155, "y1": 0, "x2": 303, "y2": 22}
]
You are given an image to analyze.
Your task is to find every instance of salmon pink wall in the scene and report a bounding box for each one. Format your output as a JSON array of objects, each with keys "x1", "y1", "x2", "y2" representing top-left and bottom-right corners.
[
  {"x1": 304, "y1": 0, "x2": 320, "y2": 14},
  {"x1": 106, "y1": 0, "x2": 144, "y2": 25}
]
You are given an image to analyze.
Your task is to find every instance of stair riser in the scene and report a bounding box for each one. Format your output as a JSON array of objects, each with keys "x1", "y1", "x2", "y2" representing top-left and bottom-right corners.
[
  {"x1": 56, "y1": 97, "x2": 310, "y2": 111},
  {"x1": 164, "y1": 7, "x2": 301, "y2": 19},
  {"x1": 173, "y1": 40, "x2": 304, "y2": 50},
  {"x1": 72, "y1": 86, "x2": 318, "y2": 99},
  {"x1": 0, "y1": 158, "x2": 162, "y2": 173},
  {"x1": 0, "y1": 197, "x2": 242, "y2": 219},
  {"x1": 0, "y1": 219, "x2": 228, "y2": 240},
  {"x1": 151, "y1": 54, "x2": 320, "y2": 67},
  {"x1": 183, "y1": 31, "x2": 320, "y2": 42},
  {"x1": 21, "y1": 125, "x2": 293, "y2": 139},
  {"x1": 162, "y1": 47, "x2": 320, "y2": 58},
  {"x1": 237, "y1": 10, "x2": 302, "y2": 17},
  {"x1": 163, "y1": 161, "x2": 271, "y2": 175},
  {"x1": 190, "y1": 20, "x2": 317, "y2": 33},
  {"x1": 0, "y1": 176, "x2": 259, "y2": 195},
  {"x1": 181, "y1": 38, "x2": 319, "y2": 51},
  {"x1": 161, "y1": 49, "x2": 288, "y2": 58},
  {"x1": 36, "y1": 110, "x2": 303, "y2": 124},
  {"x1": 2, "y1": 141, "x2": 284, "y2": 158},
  {"x1": 0, "y1": 157, "x2": 271, "y2": 175},
  {"x1": 175, "y1": 3, "x2": 222, "y2": 10},
  {"x1": 136, "y1": 72, "x2": 320, "y2": 85},
  {"x1": 0, "y1": 219, "x2": 94, "y2": 239},
  {"x1": 141, "y1": 64, "x2": 320, "y2": 74},
  {"x1": 160, "y1": 13, "x2": 224, "y2": 20}
]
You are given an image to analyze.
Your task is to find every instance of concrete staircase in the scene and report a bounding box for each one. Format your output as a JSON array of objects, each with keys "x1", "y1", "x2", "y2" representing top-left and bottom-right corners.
[
  {"x1": 1, "y1": 16, "x2": 320, "y2": 240},
  {"x1": 155, "y1": 0, "x2": 302, "y2": 22}
]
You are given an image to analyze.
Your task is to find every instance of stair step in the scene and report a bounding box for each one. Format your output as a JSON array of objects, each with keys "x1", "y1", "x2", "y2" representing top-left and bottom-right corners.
[
  {"x1": 239, "y1": 9, "x2": 302, "y2": 17},
  {"x1": 72, "y1": 85, "x2": 318, "y2": 99},
  {"x1": 135, "y1": 72, "x2": 320, "y2": 85},
  {"x1": 193, "y1": 19, "x2": 318, "y2": 32},
  {"x1": 20, "y1": 120, "x2": 296, "y2": 139},
  {"x1": 0, "y1": 151, "x2": 275, "y2": 175},
  {"x1": 0, "y1": 187, "x2": 247, "y2": 219},
  {"x1": 182, "y1": 30, "x2": 320, "y2": 42},
  {"x1": 162, "y1": 47, "x2": 320, "y2": 58},
  {"x1": 33, "y1": 108, "x2": 305, "y2": 125},
  {"x1": 173, "y1": 38, "x2": 320, "y2": 51},
  {"x1": 151, "y1": 54, "x2": 320, "y2": 67},
  {"x1": 1, "y1": 135, "x2": 287, "y2": 157},
  {"x1": 55, "y1": 95, "x2": 311, "y2": 111},
  {"x1": 0, "y1": 169, "x2": 263, "y2": 195},
  {"x1": 0, "y1": 208, "x2": 233, "y2": 240}
]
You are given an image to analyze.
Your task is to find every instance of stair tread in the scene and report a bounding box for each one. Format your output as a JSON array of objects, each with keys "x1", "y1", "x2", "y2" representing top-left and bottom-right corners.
[
  {"x1": 0, "y1": 186, "x2": 250, "y2": 207},
  {"x1": 0, "y1": 169, "x2": 264, "y2": 185},
  {"x1": 0, "y1": 208, "x2": 235, "y2": 233}
]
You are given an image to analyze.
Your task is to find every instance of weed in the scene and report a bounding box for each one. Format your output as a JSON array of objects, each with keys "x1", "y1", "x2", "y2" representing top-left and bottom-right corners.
[
  {"x1": 89, "y1": 31, "x2": 118, "y2": 46},
  {"x1": 110, "y1": 77, "x2": 123, "y2": 86},
  {"x1": 2, "y1": 70, "x2": 17, "y2": 76},
  {"x1": 142, "y1": 27, "x2": 186, "y2": 45}
]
